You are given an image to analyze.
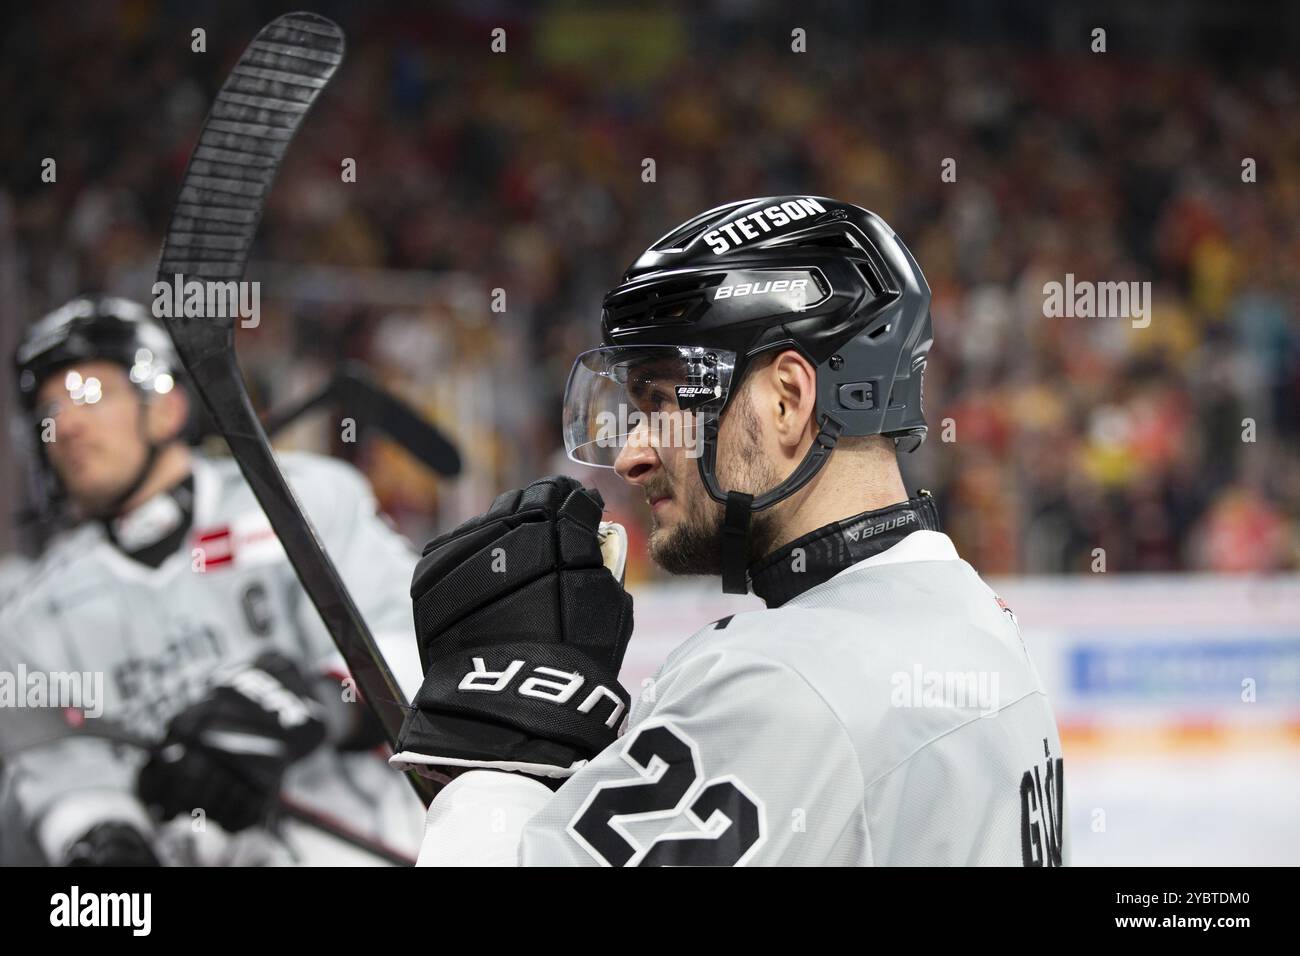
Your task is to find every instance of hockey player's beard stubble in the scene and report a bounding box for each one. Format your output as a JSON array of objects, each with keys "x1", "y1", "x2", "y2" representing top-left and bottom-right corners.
[{"x1": 645, "y1": 393, "x2": 781, "y2": 577}]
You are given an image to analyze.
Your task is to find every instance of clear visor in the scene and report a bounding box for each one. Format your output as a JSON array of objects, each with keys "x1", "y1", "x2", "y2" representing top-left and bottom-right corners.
[{"x1": 562, "y1": 345, "x2": 736, "y2": 467}]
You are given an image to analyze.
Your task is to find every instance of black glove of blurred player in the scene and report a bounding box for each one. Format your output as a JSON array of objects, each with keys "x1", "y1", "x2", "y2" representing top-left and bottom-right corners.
[
  {"x1": 392, "y1": 476, "x2": 634, "y2": 780},
  {"x1": 137, "y1": 652, "x2": 327, "y2": 832},
  {"x1": 63, "y1": 822, "x2": 159, "y2": 867}
]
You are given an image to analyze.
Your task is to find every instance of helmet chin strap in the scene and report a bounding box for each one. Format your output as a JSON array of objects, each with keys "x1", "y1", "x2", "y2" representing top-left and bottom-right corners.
[
  {"x1": 96, "y1": 402, "x2": 172, "y2": 519},
  {"x1": 699, "y1": 414, "x2": 843, "y2": 594},
  {"x1": 98, "y1": 443, "x2": 163, "y2": 519},
  {"x1": 718, "y1": 491, "x2": 755, "y2": 594}
]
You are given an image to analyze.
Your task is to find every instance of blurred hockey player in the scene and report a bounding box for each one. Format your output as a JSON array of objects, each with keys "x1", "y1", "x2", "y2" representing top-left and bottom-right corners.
[
  {"x1": 391, "y1": 197, "x2": 1068, "y2": 866},
  {"x1": 0, "y1": 296, "x2": 426, "y2": 865}
]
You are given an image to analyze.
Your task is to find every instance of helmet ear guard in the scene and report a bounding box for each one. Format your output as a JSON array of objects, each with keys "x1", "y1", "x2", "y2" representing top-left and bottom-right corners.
[{"x1": 811, "y1": 294, "x2": 931, "y2": 453}]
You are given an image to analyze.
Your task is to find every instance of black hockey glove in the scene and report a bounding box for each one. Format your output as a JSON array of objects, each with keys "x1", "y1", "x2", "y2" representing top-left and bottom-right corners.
[
  {"x1": 392, "y1": 476, "x2": 634, "y2": 780},
  {"x1": 63, "y1": 822, "x2": 160, "y2": 867},
  {"x1": 137, "y1": 652, "x2": 327, "y2": 832}
]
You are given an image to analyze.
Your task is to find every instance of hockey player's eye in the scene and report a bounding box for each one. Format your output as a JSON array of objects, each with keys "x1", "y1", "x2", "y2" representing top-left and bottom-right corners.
[{"x1": 639, "y1": 386, "x2": 676, "y2": 413}]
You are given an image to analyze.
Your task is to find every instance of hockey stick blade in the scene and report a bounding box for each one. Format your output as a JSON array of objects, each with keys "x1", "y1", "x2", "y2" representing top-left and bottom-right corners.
[
  {"x1": 261, "y1": 375, "x2": 345, "y2": 437},
  {"x1": 156, "y1": 13, "x2": 436, "y2": 804},
  {"x1": 337, "y1": 363, "x2": 462, "y2": 476},
  {"x1": 261, "y1": 364, "x2": 461, "y2": 477}
]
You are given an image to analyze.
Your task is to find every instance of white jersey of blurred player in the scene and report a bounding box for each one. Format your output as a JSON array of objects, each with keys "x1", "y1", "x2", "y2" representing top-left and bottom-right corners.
[
  {"x1": 0, "y1": 451, "x2": 426, "y2": 866},
  {"x1": 0, "y1": 555, "x2": 31, "y2": 607},
  {"x1": 413, "y1": 528, "x2": 1067, "y2": 866}
]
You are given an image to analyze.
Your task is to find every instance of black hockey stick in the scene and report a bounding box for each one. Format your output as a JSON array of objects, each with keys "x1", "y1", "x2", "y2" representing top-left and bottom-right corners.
[
  {"x1": 155, "y1": 12, "x2": 435, "y2": 804},
  {"x1": 274, "y1": 795, "x2": 416, "y2": 866},
  {"x1": 263, "y1": 361, "x2": 462, "y2": 476}
]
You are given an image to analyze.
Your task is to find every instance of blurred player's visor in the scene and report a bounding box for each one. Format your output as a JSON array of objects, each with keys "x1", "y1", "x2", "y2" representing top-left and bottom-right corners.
[{"x1": 562, "y1": 345, "x2": 736, "y2": 467}]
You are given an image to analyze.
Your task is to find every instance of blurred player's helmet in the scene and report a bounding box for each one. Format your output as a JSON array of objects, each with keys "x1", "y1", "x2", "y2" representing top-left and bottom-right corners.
[
  {"x1": 561, "y1": 196, "x2": 933, "y2": 591},
  {"x1": 11, "y1": 296, "x2": 191, "y2": 525},
  {"x1": 14, "y1": 295, "x2": 181, "y2": 410}
]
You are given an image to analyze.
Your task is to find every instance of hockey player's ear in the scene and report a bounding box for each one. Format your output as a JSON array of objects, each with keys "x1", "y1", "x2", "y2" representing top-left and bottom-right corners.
[
  {"x1": 767, "y1": 349, "x2": 818, "y2": 450},
  {"x1": 146, "y1": 388, "x2": 190, "y2": 444}
]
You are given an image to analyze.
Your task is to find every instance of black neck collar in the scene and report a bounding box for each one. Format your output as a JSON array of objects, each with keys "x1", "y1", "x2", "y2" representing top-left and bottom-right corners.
[
  {"x1": 748, "y1": 492, "x2": 940, "y2": 608},
  {"x1": 103, "y1": 474, "x2": 196, "y2": 568}
]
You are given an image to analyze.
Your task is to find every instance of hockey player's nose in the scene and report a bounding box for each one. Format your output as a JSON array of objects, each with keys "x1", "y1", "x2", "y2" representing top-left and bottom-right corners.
[{"x1": 613, "y1": 431, "x2": 659, "y2": 485}]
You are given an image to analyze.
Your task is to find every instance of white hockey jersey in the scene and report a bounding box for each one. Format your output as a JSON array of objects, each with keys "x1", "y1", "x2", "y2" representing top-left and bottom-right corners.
[
  {"x1": 416, "y1": 529, "x2": 1067, "y2": 866},
  {"x1": 0, "y1": 452, "x2": 426, "y2": 865}
]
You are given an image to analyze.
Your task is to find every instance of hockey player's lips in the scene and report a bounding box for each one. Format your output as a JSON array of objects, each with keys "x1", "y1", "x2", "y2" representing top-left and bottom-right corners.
[{"x1": 649, "y1": 495, "x2": 671, "y2": 513}]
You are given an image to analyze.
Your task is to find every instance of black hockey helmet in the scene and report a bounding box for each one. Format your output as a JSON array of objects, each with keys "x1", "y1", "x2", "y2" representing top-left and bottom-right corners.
[
  {"x1": 14, "y1": 296, "x2": 181, "y2": 411},
  {"x1": 562, "y1": 196, "x2": 933, "y2": 592}
]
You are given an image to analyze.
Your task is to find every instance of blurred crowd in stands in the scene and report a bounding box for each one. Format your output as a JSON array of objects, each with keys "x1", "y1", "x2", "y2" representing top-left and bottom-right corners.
[{"x1": 3, "y1": 2, "x2": 1297, "y2": 578}]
